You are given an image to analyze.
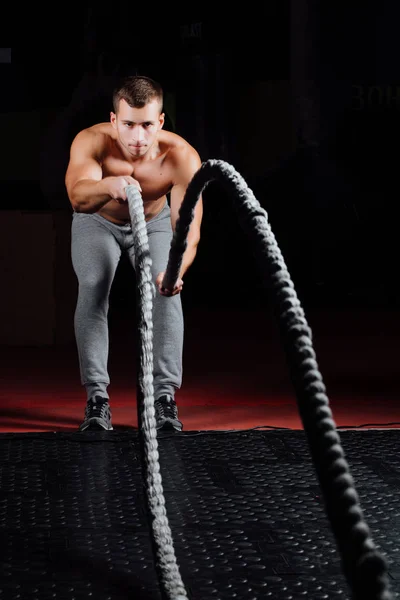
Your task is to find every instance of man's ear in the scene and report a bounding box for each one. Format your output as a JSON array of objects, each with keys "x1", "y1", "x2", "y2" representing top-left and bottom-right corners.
[
  {"x1": 159, "y1": 112, "x2": 165, "y2": 129},
  {"x1": 110, "y1": 111, "x2": 117, "y2": 128}
]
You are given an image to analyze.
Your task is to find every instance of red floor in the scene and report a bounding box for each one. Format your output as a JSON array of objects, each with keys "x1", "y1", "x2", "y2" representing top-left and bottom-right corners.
[{"x1": 1, "y1": 305, "x2": 399, "y2": 434}]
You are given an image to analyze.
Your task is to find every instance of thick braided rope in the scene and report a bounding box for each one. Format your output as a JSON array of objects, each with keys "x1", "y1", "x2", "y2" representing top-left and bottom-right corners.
[
  {"x1": 126, "y1": 185, "x2": 188, "y2": 600},
  {"x1": 162, "y1": 159, "x2": 393, "y2": 600}
]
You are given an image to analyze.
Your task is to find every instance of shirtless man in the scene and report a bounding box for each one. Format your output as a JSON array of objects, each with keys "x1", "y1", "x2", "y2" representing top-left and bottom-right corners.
[{"x1": 65, "y1": 75, "x2": 203, "y2": 432}]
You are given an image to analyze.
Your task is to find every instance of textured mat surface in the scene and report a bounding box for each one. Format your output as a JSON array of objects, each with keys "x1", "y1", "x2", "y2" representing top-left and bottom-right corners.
[{"x1": 0, "y1": 428, "x2": 399, "y2": 599}]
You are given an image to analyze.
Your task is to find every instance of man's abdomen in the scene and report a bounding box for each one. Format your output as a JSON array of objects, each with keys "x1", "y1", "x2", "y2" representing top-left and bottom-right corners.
[{"x1": 97, "y1": 196, "x2": 167, "y2": 225}]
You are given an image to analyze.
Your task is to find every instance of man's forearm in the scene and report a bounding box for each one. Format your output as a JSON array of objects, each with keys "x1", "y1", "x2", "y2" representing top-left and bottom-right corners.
[
  {"x1": 70, "y1": 180, "x2": 113, "y2": 213},
  {"x1": 179, "y1": 242, "x2": 199, "y2": 279}
]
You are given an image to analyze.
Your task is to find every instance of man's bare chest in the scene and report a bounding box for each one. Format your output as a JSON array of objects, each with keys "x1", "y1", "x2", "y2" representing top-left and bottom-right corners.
[{"x1": 102, "y1": 156, "x2": 172, "y2": 201}]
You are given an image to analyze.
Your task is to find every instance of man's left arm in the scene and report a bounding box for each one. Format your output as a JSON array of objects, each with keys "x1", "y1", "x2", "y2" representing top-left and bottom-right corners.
[
  {"x1": 170, "y1": 150, "x2": 203, "y2": 279},
  {"x1": 156, "y1": 147, "x2": 203, "y2": 296}
]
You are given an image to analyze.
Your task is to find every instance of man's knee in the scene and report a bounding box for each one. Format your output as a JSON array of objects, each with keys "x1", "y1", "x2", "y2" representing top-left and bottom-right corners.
[{"x1": 78, "y1": 276, "x2": 111, "y2": 298}]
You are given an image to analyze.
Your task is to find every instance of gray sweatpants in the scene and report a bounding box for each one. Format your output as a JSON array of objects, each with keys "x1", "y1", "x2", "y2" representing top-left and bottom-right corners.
[{"x1": 71, "y1": 201, "x2": 183, "y2": 401}]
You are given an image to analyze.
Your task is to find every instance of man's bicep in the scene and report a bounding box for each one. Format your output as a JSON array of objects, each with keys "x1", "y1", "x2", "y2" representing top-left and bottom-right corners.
[
  {"x1": 65, "y1": 136, "x2": 103, "y2": 191},
  {"x1": 170, "y1": 147, "x2": 203, "y2": 227},
  {"x1": 66, "y1": 156, "x2": 103, "y2": 186}
]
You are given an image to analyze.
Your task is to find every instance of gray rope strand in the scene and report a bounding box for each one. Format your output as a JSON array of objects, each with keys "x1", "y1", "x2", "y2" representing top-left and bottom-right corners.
[
  {"x1": 162, "y1": 159, "x2": 393, "y2": 600},
  {"x1": 126, "y1": 185, "x2": 188, "y2": 600}
]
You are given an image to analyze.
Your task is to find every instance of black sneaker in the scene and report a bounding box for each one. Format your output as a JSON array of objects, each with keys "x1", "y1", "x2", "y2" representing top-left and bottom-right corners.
[
  {"x1": 154, "y1": 395, "x2": 183, "y2": 432},
  {"x1": 79, "y1": 396, "x2": 113, "y2": 431}
]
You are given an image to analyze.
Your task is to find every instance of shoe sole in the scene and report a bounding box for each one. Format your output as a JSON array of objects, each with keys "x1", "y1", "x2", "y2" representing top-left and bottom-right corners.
[
  {"x1": 79, "y1": 418, "x2": 113, "y2": 431},
  {"x1": 156, "y1": 421, "x2": 183, "y2": 433}
]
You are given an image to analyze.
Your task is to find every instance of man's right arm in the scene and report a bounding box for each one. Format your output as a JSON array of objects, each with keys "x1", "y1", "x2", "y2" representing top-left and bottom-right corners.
[{"x1": 65, "y1": 130, "x2": 140, "y2": 213}]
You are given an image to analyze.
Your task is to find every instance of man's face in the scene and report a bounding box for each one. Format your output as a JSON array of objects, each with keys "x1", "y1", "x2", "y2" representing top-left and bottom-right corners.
[{"x1": 111, "y1": 98, "x2": 164, "y2": 157}]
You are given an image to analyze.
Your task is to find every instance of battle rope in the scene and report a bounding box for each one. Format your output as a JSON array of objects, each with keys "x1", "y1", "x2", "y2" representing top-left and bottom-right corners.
[
  {"x1": 126, "y1": 186, "x2": 188, "y2": 600},
  {"x1": 160, "y1": 159, "x2": 393, "y2": 600},
  {"x1": 126, "y1": 158, "x2": 393, "y2": 600}
]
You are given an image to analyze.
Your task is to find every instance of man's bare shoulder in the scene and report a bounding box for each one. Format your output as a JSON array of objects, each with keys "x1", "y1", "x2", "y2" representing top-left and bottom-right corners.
[
  {"x1": 70, "y1": 123, "x2": 117, "y2": 162},
  {"x1": 72, "y1": 122, "x2": 115, "y2": 148},
  {"x1": 159, "y1": 130, "x2": 201, "y2": 163}
]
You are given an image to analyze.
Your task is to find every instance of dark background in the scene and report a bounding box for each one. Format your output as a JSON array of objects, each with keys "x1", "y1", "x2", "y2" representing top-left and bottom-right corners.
[{"x1": 1, "y1": 1, "x2": 399, "y2": 345}]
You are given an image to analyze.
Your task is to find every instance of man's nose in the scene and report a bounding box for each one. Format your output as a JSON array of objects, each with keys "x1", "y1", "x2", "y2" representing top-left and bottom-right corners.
[{"x1": 133, "y1": 126, "x2": 144, "y2": 141}]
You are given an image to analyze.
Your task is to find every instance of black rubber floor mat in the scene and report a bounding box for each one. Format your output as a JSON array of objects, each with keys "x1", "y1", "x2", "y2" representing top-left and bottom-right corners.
[{"x1": 0, "y1": 429, "x2": 399, "y2": 599}]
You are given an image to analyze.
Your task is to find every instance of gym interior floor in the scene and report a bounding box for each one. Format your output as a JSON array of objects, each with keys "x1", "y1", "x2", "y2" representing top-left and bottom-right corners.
[{"x1": 1, "y1": 288, "x2": 399, "y2": 599}]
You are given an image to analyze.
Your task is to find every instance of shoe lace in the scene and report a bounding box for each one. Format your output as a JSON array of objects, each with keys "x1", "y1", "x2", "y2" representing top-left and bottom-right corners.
[
  {"x1": 155, "y1": 397, "x2": 177, "y2": 420},
  {"x1": 88, "y1": 397, "x2": 109, "y2": 419}
]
